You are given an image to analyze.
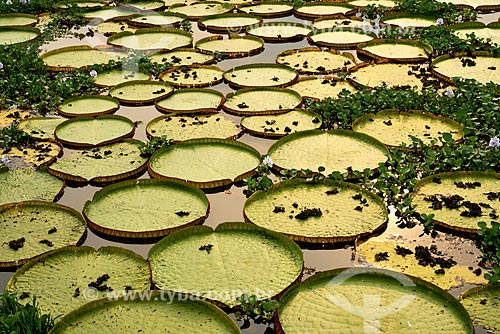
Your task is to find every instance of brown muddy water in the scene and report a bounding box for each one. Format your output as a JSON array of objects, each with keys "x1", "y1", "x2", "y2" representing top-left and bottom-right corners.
[{"x1": 2, "y1": 9, "x2": 500, "y2": 334}]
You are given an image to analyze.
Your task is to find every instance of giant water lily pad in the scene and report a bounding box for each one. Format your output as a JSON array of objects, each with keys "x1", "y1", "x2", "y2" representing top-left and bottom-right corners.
[
  {"x1": 149, "y1": 48, "x2": 214, "y2": 66},
  {"x1": 435, "y1": 0, "x2": 500, "y2": 10},
  {"x1": 348, "y1": 0, "x2": 399, "y2": 8},
  {"x1": 381, "y1": 13, "x2": 439, "y2": 28},
  {"x1": 159, "y1": 65, "x2": 223, "y2": 87},
  {"x1": 0, "y1": 26, "x2": 40, "y2": 45},
  {"x1": 348, "y1": 62, "x2": 427, "y2": 89},
  {"x1": 55, "y1": 0, "x2": 106, "y2": 9},
  {"x1": 40, "y1": 46, "x2": 124, "y2": 71},
  {"x1": 83, "y1": 6, "x2": 139, "y2": 22},
  {"x1": 431, "y1": 52, "x2": 500, "y2": 85},
  {"x1": 293, "y1": 2, "x2": 356, "y2": 19},
  {"x1": 246, "y1": 22, "x2": 312, "y2": 42},
  {"x1": 357, "y1": 39, "x2": 432, "y2": 62},
  {"x1": 240, "y1": 109, "x2": 322, "y2": 138},
  {"x1": 267, "y1": 129, "x2": 389, "y2": 173},
  {"x1": 3, "y1": 141, "x2": 62, "y2": 168},
  {"x1": 222, "y1": 87, "x2": 302, "y2": 116},
  {"x1": 460, "y1": 283, "x2": 500, "y2": 333},
  {"x1": 0, "y1": 168, "x2": 65, "y2": 206},
  {"x1": 0, "y1": 108, "x2": 32, "y2": 128},
  {"x1": 312, "y1": 16, "x2": 374, "y2": 30},
  {"x1": 148, "y1": 138, "x2": 260, "y2": 189},
  {"x1": 451, "y1": 22, "x2": 500, "y2": 46},
  {"x1": 95, "y1": 21, "x2": 136, "y2": 35},
  {"x1": 108, "y1": 80, "x2": 173, "y2": 105},
  {"x1": 198, "y1": 13, "x2": 262, "y2": 33},
  {"x1": 0, "y1": 201, "x2": 86, "y2": 268},
  {"x1": 127, "y1": 12, "x2": 187, "y2": 28},
  {"x1": 83, "y1": 179, "x2": 209, "y2": 238},
  {"x1": 147, "y1": 114, "x2": 240, "y2": 142},
  {"x1": 7, "y1": 246, "x2": 151, "y2": 317},
  {"x1": 93, "y1": 69, "x2": 150, "y2": 87},
  {"x1": 223, "y1": 63, "x2": 298, "y2": 88},
  {"x1": 0, "y1": 13, "x2": 38, "y2": 27},
  {"x1": 54, "y1": 115, "x2": 136, "y2": 148},
  {"x1": 411, "y1": 171, "x2": 500, "y2": 233},
  {"x1": 168, "y1": 2, "x2": 233, "y2": 20},
  {"x1": 237, "y1": 1, "x2": 294, "y2": 17},
  {"x1": 48, "y1": 293, "x2": 241, "y2": 334},
  {"x1": 107, "y1": 28, "x2": 192, "y2": 51},
  {"x1": 148, "y1": 222, "x2": 303, "y2": 307},
  {"x1": 195, "y1": 35, "x2": 264, "y2": 58},
  {"x1": 308, "y1": 28, "x2": 376, "y2": 49},
  {"x1": 277, "y1": 268, "x2": 473, "y2": 334},
  {"x1": 125, "y1": 0, "x2": 165, "y2": 11},
  {"x1": 276, "y1": 47, "x2": 355, "y2": 74},
  {"x1": 288, "y1": 77, "x2": 358, "y2": 100},
  {"x1": 244, "y1": 179, "x2": 388, "y2": 243},
  {"x1": 58, "y1": 95, "x2": 120, "y2": 117},
  {"x1": 18, "y1": 117, "x2": 65, "y2": 141},
  {"x1": 155, "y1": 88, "x2": 224, "y2": 114},
  {"x1": 352, "y1": 109, "x2": 463, "y2": 147},
  {"x1": 47, "y1": 139, "x2": 148, "y2": 185}
]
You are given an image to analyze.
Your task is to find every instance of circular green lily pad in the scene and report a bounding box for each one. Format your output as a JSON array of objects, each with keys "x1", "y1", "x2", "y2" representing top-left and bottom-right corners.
[
  {"x1": 357, "y1": 39, "x2": 432, "y2": 62},
  {"x1": 411, "y1": 171, "x2": 500, "y2": 233},
  {"x1": 83, "y1": 179, "x2": 209, "y2": 238},
  {"x1": 222, "y1": 87, "x2": 302, "y2": 116},
  {"x1": 276, "y1": 47, "x2": 355, "y2": 74},
  {"x1": 94, "y1": 22, "x2": 137, "y2": 36},
  {"x1": 40, "y1": 45, "x2": 124, "y2": 71},
  {"x1": 147, "y1": 114, "x2": 241, "y2": 142},
  {"x1": 381, "y1": 13, "x2": 439, "y2": 28},
  {"x1": 288, "y1": 77, "x2": 358, "y2": 100},
  {"x1": 148, "y1": 138, "x2": 260, "y2": 189},
  {"x1": 277, "y1": 268, "x2": 474, "y2": 334},
  {"x1": 83, "y1": 6, "x2": 140, "y2": 22},
  {"x1": 348, "y1": 62, "x2": 427, "y2": 89},
  {"x1": 244, "y1": 179, "x2": 388, "y2": 243},
  {"x1": 7, "y1": 246, "x2": 151, "y2": 317},
  {"x1": 435, "y1": 0, "x2": 500, "y2": 10},
  {"x1": 352, "y1": 109, "x2": 463, "y2": 147},
  {"x1": 223, "y1": 63, "x2": 298, "y2": 88},
  {"x1": 237, "y1": 1, "x2": 294, "y2": 17},
  {"x1": 107, "y1": 28, "x2": 192, "y2": 51},
  {"x1": 293, "y1": 2, "x2": 356, "y2": 19},
  {"x1": 195, "y1": 35, "x2": 264, "y2": 58},
  {"x1": 268, "y1": 129, "x2": 389, "y2": 173},
  {"x1": 55, "y1": 0, "x2": 106, "y2": 9},
  {"x1": 108, "y1": 80, "x2": 173, "y2": 105},
  {"x1": 48, "y1": 292, "x2": 241, "y2": 334},
  {"x1": 58, "y1": 95, "x2": 120, "y2": 117},
  {"x1": 148, "y1": 222, "x2": 303, "y2": 307},
  {"x1": 0, "y1": 13, "x2": 38, "y2": 27},
  {"x1": 125, "y1": 0, "x2": 165, "y2": 10},
  {"x1": 0, "y1": 26, "x2": 40, "y2": 45},
  {"x1": 451, "y1": 22, "x2": 500, "y2": 46},
  {"x1": 168, "y1": 1, "x2": 233, "y2": 20},
  {"x1": 240, "y1": 109, "x2": 322, "y2": 138},
  {"x1": 198, "y1": 13, "x2": 262, "y2": 33},
  {"x1": 312, "y1": 16, "x2": 373, "y2": 30},
  {"x1": 3, "y1": 142, "x2": 63, "y2": 169},
  {"x1": 460, "y1": 283, "x2": 500, "y2": 333},
  {"x1": 55, "y1": 115, "x2": 136, "y2": 148},
  {"x1": 246, "y1": 22, "x2": 312, "y2": 42},
  {"x1": 93, "y1": 69, "x2": 150, "y2": 88},
  {"x1": 18, "y1": 117, "x2": 65, "y2": 141},
  {"x1": 159, "y1": 65, "x2": 223, "y2": 87},
  {"x1": 149, "y1": 48, "x2": 214, "y2": 66},
  {"x1": 0, "y1": 201, "x2": 86, "y2": 268},
  {"x1": 0, "y1": 168, "x2": 65, "y2": 206},
  {"x1": 155, "y1": 88, "x2": 224, "y2": 114},
  {"x1": 47, "y1": 139, "x2": 148, "y2": 185},
  {"x1": 308, "y1": 28, "x2": 376, "y2": 49},
  {"x1": 127, "y1": 12, "x2": 187, "y2": 28},
  {"x1": 431, "y1": 52, "x2": 500, "y2": 85}
]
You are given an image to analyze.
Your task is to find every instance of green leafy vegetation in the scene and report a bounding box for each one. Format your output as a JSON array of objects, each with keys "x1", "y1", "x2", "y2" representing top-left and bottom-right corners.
[
  {"x1": 477, "y1": 221, "x2": 500, "y2": 283},
  {"x1": 235, "y1": 294, "x2": 279, "y2": 330},
  {"x1": 138, "y1": 135, "x2": 173, "y2": 157},
  {"x1": 243, "y1": 156, "x2": 273, "y2": 197},
  {"x1": 0, "y1": 122, "x2": 31, "y2": 150},
  {"x1": 396, "y1": 0, "x2": 477, "y2": 24}
]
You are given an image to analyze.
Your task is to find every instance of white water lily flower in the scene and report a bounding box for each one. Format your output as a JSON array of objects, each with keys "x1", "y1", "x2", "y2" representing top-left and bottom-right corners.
[
  {"x1": 0, "y1": 62, "x2": 3, "y2": 69},
  {"x1": 89, "y1": 70, "x2": 97, "y2": 78},
  {"x1": 490, "y1": 136, "x2": 500, "y2": 148},
  {"x1": 262, "y1": 156, "x2": 273, "y2": 168},
  {"x1": 436, "y1": 18, "x2": 444, "y2": 25}
]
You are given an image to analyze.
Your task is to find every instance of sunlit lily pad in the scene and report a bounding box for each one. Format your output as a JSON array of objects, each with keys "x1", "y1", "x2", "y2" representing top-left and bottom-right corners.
[
  {"x1": 240, "y1": 109, "x2": 322, "y2": 138},
  {"x1": 83, "y1": 5, "x2": 140, "y2": 22},
  {"x1": 149, "y1": 48, "x2": 214, "y2": 66},
  {"x1": 223, "y1": 63, "x2": 298, "y2": 88},
  {"x1": 352, "y1": 109, "x2": 463, "y2": 147},
  {"x1": 148, "y1": 138, "x2": 260, "y2": 189},
  {"x1": 222, "y1": 87, "x2": 302, "y2": 116},
  {"x1": 0, "y1": 26, "x2": 40, "y2": 45},
  {"x1": 195, "y1": 34, "x2": 264, "y2": 58},
  {"x1": 435, "y1": 0, "x2": 500, "y2": 11},
  {"x1": 47, "y1": 139, "x2": 148, "y2": 185},
  {"x1": 147, "y1": 114, "x2": 240, "y2": 142},
  {"x1": 348, "y1": 0, "x2": 399, "y2": 8},
  {"x1": 93, "y1": 69, "x2": 150, "y2": 88},
  {"x1": 450, "y1": 22, "x2": 500, "y2": 46},
  {"x1": 83, "y1": 179, "x2": 209, "y2": 238},
  {"x1": 460, "y1": 283, "x2": 500, "y2": 333},
  {"x1": 246, "y1": 22, "x2": 312, "y2": 42},
  {"x1": 267, "y1": 129, "x2": 389, "y2": 173},
  {"x1": 357, "y1": 39, "x2": 432, "y2": 62},
  {"x1": 40, "y1": 45, "x2": 124, "y2": 71},
  {"x1": 276, "y1": 47, "x2": 355, "y2": 74},
  {"x1": 55, "y1": 0, "x2": 106, "y2": 9},
  {"x1": 107, "y1": 28, "x2": 192, "y2": 51},
  {"x1": 3, "y1": 141, "x2": 63, "y2": 168},
  {"x1": 127, "y1": 12, "x2": 187, "y2": 28},
  {"x1": 148, "y1": 222, "x2": 303, "y2": 307},
  {"x1": 0, "y1": 201, "x2": 86, "y2": 268},
  {"x1": 155, "y1": 88, "x2": 224, "y2": 114},
  {"x1": 0, "y1": 13, "x2": 38, "y2": 27},
  {"x1": 308, "y1": 28, "x2": 376, "y2": 49},
  {"x1": 168, "y1": 2, "x2": 233, "y2": 20},
  {"x1": 159, "y1": 65, "x2": 223, "y2": 87},
  {"x1": 411, "y1": 171, "x2": 500, "y2": 233},
  {"x1": 125, "y1": 0, "x2": 165, "y2": 10},
  {"x1": 293, "y1": 2, "x2": 356, "y2": 19},
  {"x1": 348, "y1": 62, "x2": 428, "y2": 89},
  {"x1": 58, "y1": 95, "x2": 120, "y2": 117},
  {"x1": 198, "y1": 13, "x2": 262, "y2": 33},
  {"x1": 108, "y1": 80, "x2": 174, "y2": 105},
  {"x1": 95, "y1": 21, "x2": 136, "y2": 35},
  {"x1": 288, "y1": 76, "x2": 358, "y2": 100},
  {"x1": 0, "y1": 109, "x2": 33, "y2": 129},
  {"x1": 381, "y1": 13, "x2": 439, "y2": 28},
  {"x1": 312, "y1": 16, "x2": 374, "y2": 30},
  {"x1": 237, "y1": 1, "x2": 294, "y2": 17},
  {"x1": 18, "y1": 117, "x2": 65, "y2": 141}
]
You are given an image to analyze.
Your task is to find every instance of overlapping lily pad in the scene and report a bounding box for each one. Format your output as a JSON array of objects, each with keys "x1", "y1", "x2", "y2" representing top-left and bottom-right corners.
[
  {"x1": 223, "y1": 63, "x2": 298, "y2": 88},
  {"x1": 0, "y1": 26, "x2": 40, "y2": 45},
  {"x1": 276, "y1": 47, "x2": 355, "y2": 74},
  {"x1": 308, "y1": 28, "x2": 376, "y2": 49},
  {"x1": 159, "y1": 65, "x2": 223, "y2": 87},
  {"x1": 357, "y1": 39, "x2": 432, "y2": 62},
  {"x1": 198, "y1": 13, "x2": 262, "y2": 33},
  {"x1": 348, "y1": 62, "x2": 427, "y2": 89},
  {"x1": 95, "y1": 21, "x2": 136, "y2": 35},
  {"x1": 352, "y1": 109, "x2": 463, "y2": 147},
  {"x1": 148, "y1": 138, "x2": 260, "y2": 189},
  {"x1": 40, "y1": 45, "x2": 124, "y2": 71},
  {"x1": 168, "y1": 2, "x2": 233, "y2": 20},
  {"x1": 125, "y1": 0, "x2": 164, "y2": 10},
  {"x1": 7, "y1": 246, "x2": 151, "y2": 317},
  {"x1": 240, "y1": 109, "x2": 322, "y2": 138},
  {"x1": 58, "y1": 95, "x2": 120, "y2": 117},
  {"x1": 267, "y1": 129, "x2": 389, "y2": 173},
  {"x1": 155, "y1": 88, "x2": 224, "y2": 114},
  {"x1": 288, "y1": 77, "x2": 358, "y2": 100},
  {"x1": 246, "y1": 22, "x2": 312, "y2": 42},
  {"x1": 277, "y1": 268, "x2": 474, "y2": 334},
  {"x1": 149, "y1": 48, "x2": 214, "y2": 66},
  {"x1": 312, "y1": 16, "x2": 373, "y2": 30},
  {"x1": 3, "y1": 141, "x2": 63, "y2": 168},
  {"x1": 55, "y1": 0, "x2": 106, "y2": 9},
  {"x1": 195, "y1": 34, "x2": 264, "y2": 58},
  {"x1": 348, "y1": 0, "x2": 399, "y2": 8},
  {"x1": 83, "y1": 5, "x2": 139, "y2": 22},
  {"x1": 0, "y1": 13, "x2": 38, "y2": 27},
  {"x1": 293, "y1": 2, "x2": 356, "y2": 19},
  {"x1": 83, "y1": 179, "x2": 209, "y2": 238},
  {"x1": 148, "y1": 222, "x2": 303, "y2": 307},
  {"x1": 381, "y1": 13, "x2": 439, "y2": 28},
  {"x1": 0, "y1": 108, "x2": 32, "y2": 128},
  {"x1": 244, "y1": 179, "x2": 388, "y2": 243},
  {"x1": 460, "y1": 283, "x2": 500, "y2": 333},
  {"x1": 93, "y1": 69, "x2": 150, "y2": 87},
  {"x1": 237, "y1": 1, "x2": 294, "y2": 17},
  {"x1": 0, "y1": 201, "x2": 86, "y2": 268},
  {"x1": 147, "y1": 114, "x2": 240, "y2": 141},
  {"x1": 48, "y1": 293, "x2": 241, "y2": 334},
  {"x1": 107, "y1": 28, "x2": 192, "y2": 51},
  {"x1": 451, "y1": 22, "x2": 500, "y2": 46},
  {"x1": 47, "y1": 139, "x2": 148, "y2": 185},
  {"x1": 411, "y1": 171, "x2": 500, "y2": 233},
  {"x1": 18, "y1": 117, "x2": 65, "y2": 141},
  {"x1": 222, "y1": 87, "x2": 302, "y2": 116},
  {"x1": 55, "y1": 115, "x2": 136, "y2": 148},
  {"x1": 435, "y1": 0, "x2": 500, "y2": 11},
  {"x1": 127, "y1": 12, "x2": 187, "y2": 28},
  {"x1": 108, "y1": 80, "x2": 173, "y2": 105}
]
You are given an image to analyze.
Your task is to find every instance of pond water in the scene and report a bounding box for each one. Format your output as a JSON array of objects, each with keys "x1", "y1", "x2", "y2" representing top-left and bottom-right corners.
[{"x1": 1, "y1": 7, "x2": 499, "y2": 334}]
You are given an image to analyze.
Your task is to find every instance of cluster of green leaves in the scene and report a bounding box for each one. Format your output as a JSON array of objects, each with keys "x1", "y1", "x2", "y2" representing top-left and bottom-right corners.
[
  {"x1": 0, "y1": 0, "x2": 55, "y2": 15},
  {"x1": 138, "y1": 135, "x2": 172, "y2": 157},
  {"x1": 0, "y1": 292, "x2": 56, "y2": 334},
  {"x1": 235, "y1": 294, "x2": 279, "y2": 330},
  {"x1": 41, "y1": 4, "x2": 88, "y2": 41},
  {"x1": 396, "y1": 0, "x2": 477, "y2": 24},
  {"x1": 358, "y1": 4, "x2": 389, "y2": 20},
  {"x1": 0, "y1": 121, "x2": 31, "y2": 150},
  {"x1": 243, "y1": 158, "x2": 273, "y2": 197},
  {"x1": 477, "y1": 221, "x2": 500, "y2": 283}
]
